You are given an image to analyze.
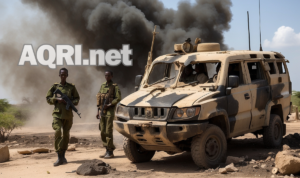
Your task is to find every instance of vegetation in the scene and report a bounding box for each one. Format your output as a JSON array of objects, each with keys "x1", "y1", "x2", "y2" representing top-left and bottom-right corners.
[{"x1": 0, "y1": 99, "x2": 27, "y2": 142}]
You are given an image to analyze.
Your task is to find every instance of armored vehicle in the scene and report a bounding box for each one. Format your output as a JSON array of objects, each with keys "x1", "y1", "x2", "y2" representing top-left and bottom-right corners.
[{"x1": 114, "y1": 37, "x2": 291, "y2": 168}]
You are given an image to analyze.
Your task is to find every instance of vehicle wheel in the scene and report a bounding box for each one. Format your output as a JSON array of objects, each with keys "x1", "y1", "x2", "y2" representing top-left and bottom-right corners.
[
  {"x1": 123, "y1": 137, "x2": 155, "y2": 163},
  {"x1": 191, "y1": 124, "x2": 227, "y2": 168},
  {"x1": 263, "y1": 114, "x2": 283, "y2": 147}
]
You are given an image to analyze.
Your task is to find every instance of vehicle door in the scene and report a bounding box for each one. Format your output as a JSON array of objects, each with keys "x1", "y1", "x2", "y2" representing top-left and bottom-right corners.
[
  {"x1": 227, "y1": 61, "x2": 252, "y2": 136},
  {"x1": 244, "y1": 60, "x2": 270, "y2": 129}
]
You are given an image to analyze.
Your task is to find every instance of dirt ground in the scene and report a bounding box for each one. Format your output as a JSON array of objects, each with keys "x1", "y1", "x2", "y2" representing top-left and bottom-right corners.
[{"x1": 1, "y1": 118, "x2": 300, "y2": 178}]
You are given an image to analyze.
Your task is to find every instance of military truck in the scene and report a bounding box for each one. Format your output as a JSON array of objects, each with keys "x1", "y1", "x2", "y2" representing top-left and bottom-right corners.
[{"x1": 114, "y1": 37, "x2": 291, "y2": 168}]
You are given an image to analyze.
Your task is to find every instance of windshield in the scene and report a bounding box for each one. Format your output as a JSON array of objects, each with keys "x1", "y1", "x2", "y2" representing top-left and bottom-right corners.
[
  {"x1": 178, "y1": 62, "x2": 221, "y2": 85},
  {"x1": 148, "y1": 63, "x2": 179, "y2": 87}
]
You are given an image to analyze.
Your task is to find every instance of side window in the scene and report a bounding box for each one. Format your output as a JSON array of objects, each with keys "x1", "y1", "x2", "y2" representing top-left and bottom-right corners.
[
  {"x1": 228, "y1": 63, "x2": 244, "y2": 85},
  {"x1": 268, "y1": 62, "x2": 276, "y2": 74},
  {"x1": 247, "y1": 62, "x2": 266, "y2": 82},
  {"x1": 277, "y1": 62, "x2": 286, "y2": 74}
]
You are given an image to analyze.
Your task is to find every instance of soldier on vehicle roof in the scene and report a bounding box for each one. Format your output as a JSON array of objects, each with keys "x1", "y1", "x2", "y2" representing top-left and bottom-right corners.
[
  {"x1": 46, "y1": 68, "x2": 80, "y2": 167},
  {"x1": 96, "y1": 70, "x2": 121, "y2": 159}
]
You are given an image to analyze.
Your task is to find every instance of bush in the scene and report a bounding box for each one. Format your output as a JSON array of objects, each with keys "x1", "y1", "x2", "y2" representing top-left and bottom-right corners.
[
  {"x1": 0, "y1": 99, "x2": 10, "y2": 112},
  {"x1": 0, "y1": 99, "x2": 26, "y2": 142},
  {"x1": 0, "y1": 113, "x2": 24, "y2": 142}
]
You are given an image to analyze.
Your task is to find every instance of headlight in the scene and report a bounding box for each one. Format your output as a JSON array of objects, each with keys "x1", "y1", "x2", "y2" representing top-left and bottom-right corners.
[
  {"x1": 176, "y1": 109, "x2": 184, "y2": 117},
  {"x1": 173, "y1": 107, "x2": 200, "y2": 119},
  {"x1": 116, "y1": 105, "x2": 130, "y2": 117},
  {"x1": 186, "y1": 108, "x2": 196, "y2": 117}
]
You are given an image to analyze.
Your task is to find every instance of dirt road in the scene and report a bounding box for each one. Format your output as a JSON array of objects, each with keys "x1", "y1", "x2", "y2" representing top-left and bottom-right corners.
[{"x1": 1, "y1": 121, "x2": 300, "y2": 178}]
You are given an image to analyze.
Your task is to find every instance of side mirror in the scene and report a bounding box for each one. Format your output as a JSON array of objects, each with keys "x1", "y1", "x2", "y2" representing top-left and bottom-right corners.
[
  {"x1": 226, "y1": 75, "x2": 239, "y2": 95},
  {"x1": 135, "y1": 75, "x2": 143, "y2": 91}
]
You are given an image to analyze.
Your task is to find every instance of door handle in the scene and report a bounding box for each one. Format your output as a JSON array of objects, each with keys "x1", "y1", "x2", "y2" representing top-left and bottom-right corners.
[{"x1": 244, "y1": 93, "x2": 250, "y2": 100}]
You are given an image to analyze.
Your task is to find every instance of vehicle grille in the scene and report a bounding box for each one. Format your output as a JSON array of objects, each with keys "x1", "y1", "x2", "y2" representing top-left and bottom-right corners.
[{"x1": 133, "y1": 107, "x2": 169, "y2": 120}]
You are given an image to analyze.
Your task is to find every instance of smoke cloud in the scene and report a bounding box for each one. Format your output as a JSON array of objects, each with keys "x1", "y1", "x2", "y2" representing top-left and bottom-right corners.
[{"x1": 0, "y1": 0, "x2": 232, "y2": 124}]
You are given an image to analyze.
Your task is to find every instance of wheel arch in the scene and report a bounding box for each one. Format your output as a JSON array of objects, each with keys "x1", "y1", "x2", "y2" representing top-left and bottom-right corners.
[
  {"x1": 264, "y1": 101, "x2": 283, "y2": 126},
  {"x1": 207, "y1": 109, "x2": 230, "y2": 139}
]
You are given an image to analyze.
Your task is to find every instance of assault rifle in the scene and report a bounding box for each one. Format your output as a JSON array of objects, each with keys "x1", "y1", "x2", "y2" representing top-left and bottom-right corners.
[{"x1": 53, "y1": 88, "x2": 81, "y2": 118}]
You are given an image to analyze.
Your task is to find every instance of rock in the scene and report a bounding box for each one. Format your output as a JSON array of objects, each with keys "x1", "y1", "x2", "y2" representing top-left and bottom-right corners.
[
  {"x1": 225, "y1": 156, "x2": 245, "y2": 165},
  {"x1": 283, "y1": 145, "x2": 290, "y2": 151},
  {"x1": 76, "y1": 160, "x2": 109, "y2": 176},
  {"x1": 272, "y1": 167, "x2": 279, "y2": 174},
  {"x1": 0, "y1": 145, "x2": 10, "y2": 163},
  {"x1": 18, "y1": 150, "x2": 32, "y2": 155},
  {"x1": 219, "y1": 168, "x2": 227, "y2": 174},
  {"x1": 69, "y1": 137, "x2": 79, "y2": 144},
  {"x1": 271, "y1": 158, "x2": 275, "y2": 161},
  {"x1": 268, "y1": 152, "x2": 275, "y2": 155},
  {"x1": 294, "y1": 133, "x2": 300, "y2": 140},
  {"x1": 271, "y1": 175, "x2": 275, "y2": 178},
  {"x1": 265, "y1": 156, "x2": 272, "y2": 162},
  {"x1": 10, "y1": 141, "x2": 17, "y2": 144},
  {"x1": 67, "y1": 144, "x2": 76, "y2": 151},
  {"x1": 261, "y1": 164, "x2": 267, "y2": 169},
  {"x1": 275, "y1": 150, "x2": 300, "y2": 175},
  {"x1": 250, "y1": 159, "x2": 256, "y2": 164},
  {"x1": 225, "y1": 163, "x2": 239, "y2": 172},
  {"x1": 32, "y1": 148, "x2": 49, "y2": 153},
  {"x1": 253, "y1": 165, "x2": 259, "y2": 169},
  {"x1": 290, "y1": 174, "x2": 294, "y2": 177}
]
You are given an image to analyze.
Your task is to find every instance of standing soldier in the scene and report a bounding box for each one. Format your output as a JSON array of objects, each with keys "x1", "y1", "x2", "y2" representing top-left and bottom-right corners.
[
  {"x1": 46, "y1": 68, "x2": 80, "y2": 166},
  {"x1": 96, "y1": 71, "x2": 121, "y2": 159}
]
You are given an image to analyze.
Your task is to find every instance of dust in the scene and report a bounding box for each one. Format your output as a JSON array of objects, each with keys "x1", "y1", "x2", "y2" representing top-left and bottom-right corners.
[{"x1": 0, "y1": 0, "x2": 232, "y2": 128}]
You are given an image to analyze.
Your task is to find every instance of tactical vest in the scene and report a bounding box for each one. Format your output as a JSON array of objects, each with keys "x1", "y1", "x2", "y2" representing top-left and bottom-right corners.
[{"x1": 96, "y1": 84, "x2": 116, "y2": 110}]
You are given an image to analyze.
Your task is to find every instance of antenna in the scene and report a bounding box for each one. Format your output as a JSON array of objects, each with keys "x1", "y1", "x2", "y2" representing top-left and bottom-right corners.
[
  {"x1": 259, "y1": 0, "x2": 263, "y2": 51},
  {"x1": 247, "y1": 11, "x2": 251, "y2": 51}
]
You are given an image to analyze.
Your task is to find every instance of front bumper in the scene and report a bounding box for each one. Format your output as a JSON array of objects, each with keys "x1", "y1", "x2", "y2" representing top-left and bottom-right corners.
[{"x1": 114, "y1": 120, "x2": 208, "y2": 152}]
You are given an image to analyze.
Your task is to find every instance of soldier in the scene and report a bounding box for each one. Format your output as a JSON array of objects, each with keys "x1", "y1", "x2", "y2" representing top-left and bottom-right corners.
[
  {"x1": 181, "y1": 64, "x2": 196, "y2": 83},
  {"x1": 46, "y1": 68, "x2": 80, "y2": 166},
  {"x1": 195, "y1": 63, "x2": 208, "y2": 84},
  {"x1": 96, "y1": 71, "x2": 121, "y2": 159}
]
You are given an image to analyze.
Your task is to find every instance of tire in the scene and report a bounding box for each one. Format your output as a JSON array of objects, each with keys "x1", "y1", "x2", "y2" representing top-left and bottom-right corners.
[
  {"x1": 263, "y1": 114, "x2": 283, "y2": 147},
  {"x1": 191, "y1": 124, "x2": 227, "y2": 168},
  {"x1": 123, "y1": 137, "x2": 155, "y2": 163}
]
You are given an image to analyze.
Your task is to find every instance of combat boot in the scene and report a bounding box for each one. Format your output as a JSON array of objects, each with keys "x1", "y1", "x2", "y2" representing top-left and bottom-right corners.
[
  {"x1": 104, "y1": 151, "x2": 114, "y2": 159},
  {"x1": 61, "y1": 150, "x2": 67, "y2": 164},
  {"x1": 53, "y1": 152, "x2": 63, "y2": 167},
  {"x1": 99, "y1": 148, "x2": 108, "y2": 158}
]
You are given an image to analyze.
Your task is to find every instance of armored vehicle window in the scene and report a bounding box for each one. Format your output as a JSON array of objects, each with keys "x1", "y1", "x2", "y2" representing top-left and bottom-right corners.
[
  {"x1": 228, "y1": 63, "x2": 244, "y2": 84},
  {"x1": 268, "y1": 62, "x2": 276, "y2": 74},
  {"x1": 148, "y1": 63, "x2": 178, "y2": 86},
  {"x1": 247, "y1": 62, "x2": 266, "y2": 82},
  {"x1": 277, "y1": 62, "x2": 286, "y2": 74}
]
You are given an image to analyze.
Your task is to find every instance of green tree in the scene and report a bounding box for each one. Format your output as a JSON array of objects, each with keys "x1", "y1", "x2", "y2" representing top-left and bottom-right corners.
[
  {"x1": 0, "y1": 99, "x2": 10, "y2": 112},
  {"x1": 0, "y1": 113, "x2": 24, "y2": 142},
  {"x1": 0, "y1": 99, "x2": 26, "y2": 142}
]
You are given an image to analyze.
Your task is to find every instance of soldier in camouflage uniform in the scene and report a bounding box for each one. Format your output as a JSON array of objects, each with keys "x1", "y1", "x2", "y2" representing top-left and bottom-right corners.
[
  {"x1": 46, "y1": 68, "x2": 80, "y2": 166},
  {"x1": 96, "y1": 71, "x2": 121, "y2": 159}
]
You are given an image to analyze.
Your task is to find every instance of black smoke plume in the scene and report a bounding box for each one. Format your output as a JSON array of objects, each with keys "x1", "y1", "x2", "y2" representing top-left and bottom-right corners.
[
  {"x1": 0, "y1": 0, "x2": 232, "y2": 123},
  {"x1": 22, "y1": 0, "x2": 232, "y2": 89}
]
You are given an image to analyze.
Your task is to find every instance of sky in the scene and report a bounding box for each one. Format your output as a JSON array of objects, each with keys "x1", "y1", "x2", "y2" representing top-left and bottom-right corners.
[{"x1": 1, "y1": 0, "x2": 300, "y2": 103}]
